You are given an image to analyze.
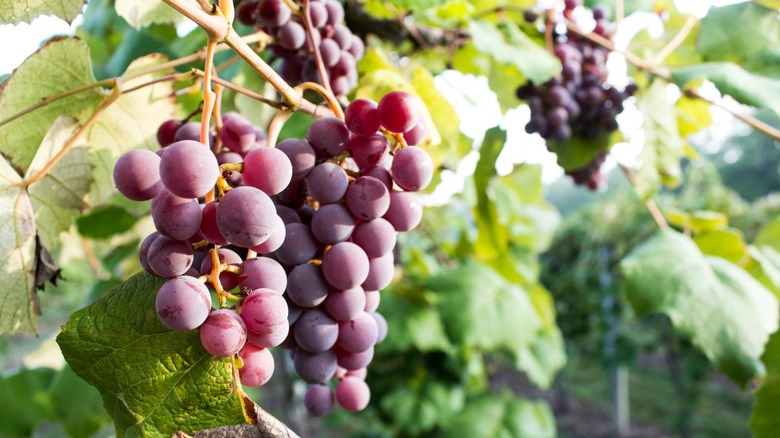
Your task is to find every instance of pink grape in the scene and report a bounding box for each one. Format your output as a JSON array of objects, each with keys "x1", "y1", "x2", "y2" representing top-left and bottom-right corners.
[
  {"x1": 159, "y1": 140, "x2": 219, "y2": 199},
  {"x1": 200, "y1": 309, "x2": 247, "y2": 357},
  {"x1": 391, "y1": 146, "x2": 434, "y2": 191},
  {"x1": 238, "y1": 257, "x2": 287, "y2": 294},
  {"x1": 324, "y1": 286, "x2": 366, "y2": 322},
  {"x1": 322, "y1": 242, "x2": 369, "y2": 290},
  {"x1": 335, "y1": 376, "x2": 371, "y2": 412},
  {"x1": 241, "y1": 288, "x2": 288, "y2": 334},
  {"x1": 377, "y1": 90, "x2": 419, "y2": 133},
  {"x1": 156, "y1": 276, "x2": 212, "y2": 331},
  {"x1": 337, "y1": 312, "x2": 378, "y2": 353},
  {"x1": 238, "y1": 343, "x2": 275, "y2": 387},
  {"x1": 242, "y1": 147, "x2": 293, "y2": 195},
  {"x1": 113, "y1": 149, "x2": 163, "y2": 201}
]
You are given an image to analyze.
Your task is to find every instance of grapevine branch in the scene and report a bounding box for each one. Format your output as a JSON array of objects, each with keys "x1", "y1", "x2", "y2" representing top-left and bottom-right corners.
[
  {"x1": 301, "y1": 0, "x2": 334, "y2": 96},
  {"x1": 619, "y1": 165, "x2": 669, "y2": 229}
]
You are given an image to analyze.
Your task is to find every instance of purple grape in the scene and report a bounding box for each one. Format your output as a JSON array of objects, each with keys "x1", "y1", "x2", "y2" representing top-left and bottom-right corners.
[
  {"x1": 113, "y1": 149, "x2": 164, "y2": 201},
  {"x1": 319, "y1": 39, "x2": 341, "y2": 68},
  {"x1": 362, "y1": 166, "x2": 393, "y2": 190},
  {"x1": 391, "y1": 146, "x2": 433, "y2": 191},
  {"x1": 311, "y1": 203, "x2": 355, "y2": 244},
  {"x1": 304, "y1": 384, "x2": 334, "y2": 416},
  {"x1": 305, "y1": 163, "x2": 348, "y2": 204},
  {"x1": 377, "y1": 91, "x2": 419, "y2": 133},
  {"x1": 238, "y1": 343, "x2": 275, "y2": 387},
  {"x1": 324, "y1": 286, "x2": 366, "y2": 321},
  {"x1": 349, "y1": 134, "x2": 390, "y2": 169},
  {"x1": 336, "y1": 376, "x2": 370, "y2": 412},
  {"x1": 236, "y1": 0, "x2": 259, "y2": 26},
  {"x1": 276, "y1": 138, "x2": 316, "y2": 182},
  {"x1": 242, "y1": 147, "x2": 293, "y2": 195},
  {"x1": 337, "y1": 311, "x2": 378, "y2": 353},
  {"x1": 348, "y1": 35, "x2": 365, "y2": 60},
  {"x1": 363, "y1": 252, "x2": 394, "y2": 291},
  {"x1": 331, "y1": 25, "x2": 352, "y2": 50},
  {"x1": 250, "y1": 215, "x2": 286, "y2": 254},
  {"x1": 156, "y1": 276, "x2": 212, "y2": 331},
  {"x1": 293, "y1": 349, "x2": 337, "y2": 383},
  {"x1": 200, "y1": 309, "x2": 247, "y2": 357},
  {"x1": 277, "y1": 21, "x2": 306, "y2": 50},
  {"x1": 139, "y1": 231, "x2": 161, "y2": 275},
  {"x1": 241, "y1": 288, "x2": 288, "y2": 334},
  {"x1": 402, "y1": 119, "x2": 427, "y2": 145},
  {"x1": 383, "y1": 191, "x2": 422, "y2": 231},
  {"x1": 364, "y1": 290, "x2": 380, "y2": 313},
  {"x1": 334, "y1": 345, "x2": 373, "y2": 370},
  {"x1": 157, "y1": 119, "x2": 182, "y2": 147},
  {"x1": 238, "y1": 257, "x2": 287, "y2": 294},
  {"x1": 329, "y1": 51, "x2": 355, "y2": 78},
  {"x1": 258, "y1": 0, "x2": 291, "y2": 27},
  {"x1": 372, "y1": 311, "x2": 387, "y2": 343},
  {"x1": 286, "y1": 263, "x2": 329, "y2": 307},
  {"x1": 151, "y1": 190, "x2": 202, "y2": 240},
  {"x1": 147, "y1": 236, "x2": 194, "y2": 278},
  {"x1": 275, "y1": 223, "x2": 319, "y2": 266},
  {"x1": 173, "y1": 122, "x2": 201, "y2": 143},
  {"x1": 200, "y1": 201, "x2": 229, "y2": 245},
  {"x1": 324, "y1": 0, "x2": 344, "y2": 25},
  {"x1": 307, "y1": 117, "x2": 351, "y2": 158},
  {"x1": 247, "y1": 321, "x2": 289, "y2": 348},
  {"x1": 219, "y1": 113, "x2": 257, "y2": 153},
  {"x1": 351, "y1": 218, "x2": 396, "y2": 258},
  {"x1": 322, "y1": 242, "x2": 369, "y2": 290},
  {"x1": 345, "y1": 99, "x2": 380, "y2": 136},
  {"x1": 345, "y1": 176, "x2": 391, "y2": 220},
  {"x1": 216, "y1": 186, "x2": 276, "y2": 248},
  {"x1": 294, "y1": 308, "x2": 338, "y2": 353},
  {"x1": 308, "y1": 1, "x2": 328, "y2": 27},
  {"x1": 276, "y1": 204, "x2": 301, "y2": 224},
  {"x1": 159, "y1": 140, "x2": 219, "y2": 199}
]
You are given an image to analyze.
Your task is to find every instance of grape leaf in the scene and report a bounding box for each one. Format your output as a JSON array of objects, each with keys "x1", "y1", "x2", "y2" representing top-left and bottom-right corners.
[
  {"x1": 0, "y1": 38, "x2": 104, "y2": 174},
  {"x1": 26, "y1": 116, "x2": 94, "y2": 249},
  {"x1": 621, "y1": 229, "x2": 779, "y2": 386},
  {"x1": 0, "y1": 0, "x2": 85, "y2": 25},
  {"x1": 514, "y1": 283, "x2": 566, "y2": 389},
  {"x1": 697, "y1": 2, "x2": 780, "y2": 64},
  {"x1": 76, "y1": 205, "x2": 136, "y2": 239},
  {"x1": 57, "y1": 274, "x2": 247, "y2": 437},
  {"x1": 0, "y1": 157, "x2": 37, "y2": 333},
  {"x1": 672, "y1": 62, "x2": 780, "y2": 117},
  {"x1": 429, "y1": 262, "x2": 543, "y2": 362},
  {"x1": 86, "y1": 54, "x2": 176, "y2": 205},
  {"x1": 751, "y1": 328, "x2": 780, "y2": 438},
  {"x1": 747, "y1": 246, "x2": 780, "y2": 299},
  {"x1": 0, "y1": 367, "x2": 57, "y2": 436},
  {"x1": 634, "y1": 79, "x2": 685, "y2": 198},
  {"x1": 380, "y1": 381, "x2": 465, "y2": 434},
  {"x1": 441, "y1": 394, "x2": 555, "y2": 438},
  {"x1": 472, "y1": 127, "x2": 508, "y2": 260},
  {"x1": 694, "y1": 228, "x2": 749, "y2": 264},
  {"x1": 468, "y1": 20, "x2": 560, "y2": 86},
  {"x1": 378, "y1": 288, "x2": 452, "y2": 353},
  {"x1": 114, "y1": 0, "x2": 183, "y2": 29}
]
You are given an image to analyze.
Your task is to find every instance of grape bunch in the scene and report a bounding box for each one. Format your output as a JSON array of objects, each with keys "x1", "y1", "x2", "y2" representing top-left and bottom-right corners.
[
  {"x1": 517, "y1": 0, "x2": 636, "y2": 189},
  {"x1": 236, "y1": 0, "x2": 365, "y2": 96},
  {"x1": 112, "y1": 90, "x2": 431, "y2": 416}
]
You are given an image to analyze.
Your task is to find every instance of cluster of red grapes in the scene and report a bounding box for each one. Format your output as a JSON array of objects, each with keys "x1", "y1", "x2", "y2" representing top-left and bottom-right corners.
[
  {"x1": 517, "y1": 0, "x2": 636, "y2": 189},
  {"x1": 112, "y1": 90, "x2": 431, "y2": 416},
  {"x1": 236, "y1": 0, "x2": 365, "y2": 96}
]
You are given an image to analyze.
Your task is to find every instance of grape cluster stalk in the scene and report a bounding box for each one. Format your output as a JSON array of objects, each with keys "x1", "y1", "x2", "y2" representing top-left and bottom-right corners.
[
  {"x1": 113, "y1": 89, "x2": 432, "y2": 416},
  {"x1": 517, "y1": 0, "x2": 636, "y2": 190},
  {"x1": 236, "y1": 0, "x2": 365, "y2": 96}
]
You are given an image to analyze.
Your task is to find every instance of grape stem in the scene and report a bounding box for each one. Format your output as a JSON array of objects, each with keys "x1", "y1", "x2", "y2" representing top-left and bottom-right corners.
[
  {"x1": 209, "y1": 247, "x2": 240, "y2": 306},
  {"x1": 619, "y1": 165, "x2": 669, "y2": 229},
  {"x1": 295, "y1": 82, "x2": 345, "y2": 120},
  {"x1": 202, "y1": 39, "x2": 219, "y2": 204},
  {"x1": 267, "y1": 109, "x2": 295, "y2": 148},
  {"x1": 301, "y1": 0, "x2": 334, "y2": 97},
  {"x1": 651, "y1": 16, "x2": 697, "y2": 65}
]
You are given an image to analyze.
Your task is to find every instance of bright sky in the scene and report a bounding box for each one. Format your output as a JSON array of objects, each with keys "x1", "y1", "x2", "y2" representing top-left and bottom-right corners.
[{"x1": 0, "y1": 0, "x2": 751, "y2": 191}]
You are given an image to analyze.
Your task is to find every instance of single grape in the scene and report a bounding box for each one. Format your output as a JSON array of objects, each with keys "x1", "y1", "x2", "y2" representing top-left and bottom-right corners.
[
  {"x1": 200, "y1": 201, "x2": 229, "y2": 245},
  {"x1": 363, "y1": 252, "x2": 395, "y2": 291},
  {"x1": 348, "y1": 134, "x2": 390, "y2": 169},
  {"x1": 322, "y1": 242, "x2": 369, "y2": 290},
  {"x1": 247, "y1": 321, "x2": 289, "y2": 348},
  {"x1": 276, "y1": 138, "x2": 316, "y2": 182},
  {"x1": 258, "y1": 0, "x2": 291, "y2": 27},
  {"x1": 303, "y1": 384, "x2": 334, "y2": 416},
  {"x1": 286, "y1": 294, "x2": 303, "y2": 325},
  {"x1": 348, "y1": 35, "x2": 365, "y2": 60},
  {"x1": 216, "y1": 186, "x2": 276, "y2": 248},
  {"x1": 219, "y1": 113, "x2": 257, "y2": 153},
  {"x1": 286, "y1": 263, "x2": 329, "y2": 307},
  {"x1": 377, "y1": 90, "x2": 419, "y2": 133},
  {"x1": 308, "y1": 1, "x2": 328, "y2": 27},
  {"x1": 250, "y1": 215, "x2": 286, "y2": 254},
  {"x1": 334, "y1": 345, "x2": 374, "y2": 370},
  {"x1": 156, "y1": 276, "x2": 212, "y2": 331},
  {"x1": 329, "y1": 51, "x2": 355, "y2": 78},
  {"x1": 319, "y1": 38, "x2": 341, "y2": 68},
  {"x1": 383, "y1": 191, "x2": 423, "y2": 231},
  {"x1": 294, "y1": 308, "x2": 339, "y2": 353},
  {"x1": 337, "y1": 312, "x2": 378, "y2": 353},
  {"x1": 331, "y1": 25, "x2": 353, "y2": 50},
  {"x1": 305, "y1": 163, "x2": 348, "y2": 204},
  {"x1": 311, "y1": 203, "x2": 355, "y2": 244},
  {"x1": 324, "y1": 0, "x2": 344, "y2": 25},
  {"x1": 241, "y1": 288, "x2": 289, "y2": 334},
  {"x1": 345, "y1": 99, "x2": 380, "y2": 136},
  {"x1": 307, "y1": 117, "x2": 351, "y2": 158},
  {"x1": 345, "y1": 176, "x2": 390, "y2": 221},
  {"x1": 139, "y1": 231, "x2": 161, "y2": 275},
  {"x1": 200, "y1": 309, "x2": 247, "y2": 357},
  {"x1": 276, "y1": 204, "x2": 301, "y2": 224},
  {"x1": 324, "y1": 286, "x2": 366, "y2": 322},
  {"x1": 238, "y1": 343, "x2": 275, "y2": 387},
  {"x1": 157, "y1": 119, "x2": 182, "y2": 147},
  {"x1": 351, "y1": 218, "x2": 396, "y2": 258},
  {"x1": 159, "y1": 140, "x2": 219, "y2": 199},
  {"x1": 275, "y1": 223, "x2": 319, "y2": 266},
  {"x1": 402, "y1": 119, "x2": 427, "y2": 146},
  {"x1": 391, "y1": 146, "x2": 433, "y2": 192},
  {"x1": 242, "y1": 147, "x2": 293, "y2": 195},
  {"x1": 372, "y1": 312, "x2": 388, "y2": 343},
  {"x1": 236, "y1": 0, "x2": 259, "y2": 26},
  {"x1": 147, "y1": 236, "x2": 194, "y2": 278},
  {"x1": 293, "y1": 349, "x2": 337, "y2": 384},
  {"x1": 335, "y1": 376, "x2": 370, "y2": 412},
  {"x1": 113, "y1": 149, "x2": 163, "y2": 201},
  {"x1": 364, "y1": 290, "x2": 380, "y2": 313},
  {"x1": 238, "y1": 257, "x2": 287, "y2": 294},
  {"x1": 362, "y1": 166, "x2": 393, "y2": 190},
  {"x1": 277, "y1": 21, "x2": 306, "y2": 50}
]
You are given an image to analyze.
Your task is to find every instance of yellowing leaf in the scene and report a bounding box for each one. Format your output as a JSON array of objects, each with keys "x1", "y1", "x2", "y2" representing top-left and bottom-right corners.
[{"x1": 0, "y1": 0, "x2": 85, "y2": 24}]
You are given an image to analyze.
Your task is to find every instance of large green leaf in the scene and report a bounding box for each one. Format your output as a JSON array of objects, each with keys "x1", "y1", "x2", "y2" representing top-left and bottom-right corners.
[
  {"x1": 697, "y1": 2, "x2": 780, "y2": 64},
  {"x1": 57, "y1": 274, "x2": 247, "y2": 437},
  {"x1": 634, "y1": 80, "x2": 685, "y2": 198},
  {"x1": 381, "y1": 381, "x2": 465, "y2": 434},
  {"x1": 26, "y1": 116, "x2": 94, "y2": 249},
  {"x1": 0, "y1": 158, "x2": 37, "y2": 334},
  {"x1": 621, "y1": 229, "x2": 778, "y2": 386},
  {"x1": 672, "y1": 62, "x2": 780, "y2": 116},
  {"x1": 0, "y1": 38, "x2": 104, "y2": 173},
  {"x1": 378, "y1": 287, "x2": 452, "y2": 354},
  {"x1": 751, "y1": 328, "x2": 780, "y2": 438},
  {"x1": 514, "y1": 284, "x2": 566, "y2": 389},
  {"x1": 468, "y1": 20, "x2": 559, "y2": 85},
  {"x1": 430, "y1": 262, "x2": 543, "y2": 362},
  {"x1": 0, "y1": 367, "x2": 56, "y2": 436},
  {"x1": 0, "y1": 0, "x2": 85, "y2": 24}
]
